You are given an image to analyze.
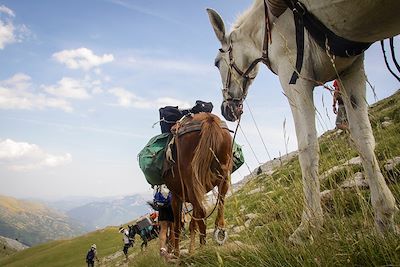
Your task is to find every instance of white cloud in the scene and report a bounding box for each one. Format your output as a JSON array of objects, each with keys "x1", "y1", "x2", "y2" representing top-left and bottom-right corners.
[
  {"x1": 53, "y1": 47, "x2": 114, "y2": 71},
  {"x1": 108, "y1": 87, "x2": 191, "y2": 109},
  {"x1": 1, "y1": 73, "x2": 31, "y2": 90},
  {"x1": 0, "y1": 5, "x2": 31, "y2": 49},
  {"x1": 42, "y1": 77, "x2": 91, "y2": 99},
  {"x1": 0, "y1": 18, "x2": 15, "y2": 49},
  {"x1": 0, "y1": 5, "x2": 15, "y2": 17},
  {"x1": 0, "y1": 138, "x2": 72, "y2": 171},
  {"x1": 0, "y1": 73, "x2": 73, "y2": 112}
]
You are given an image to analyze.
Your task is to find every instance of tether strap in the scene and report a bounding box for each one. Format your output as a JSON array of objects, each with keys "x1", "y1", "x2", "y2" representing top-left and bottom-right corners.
[
  {"x1": 284, "y1": 0, "x2": 372, "y2": 84},
  {"x1": 289, "y1": 7, "x2": 304, "y2": 84}
]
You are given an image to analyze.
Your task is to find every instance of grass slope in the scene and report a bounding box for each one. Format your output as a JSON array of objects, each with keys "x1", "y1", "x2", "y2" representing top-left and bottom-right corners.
[{"x1": 1, "y1": 90, "x2": 399, "y2": 267}]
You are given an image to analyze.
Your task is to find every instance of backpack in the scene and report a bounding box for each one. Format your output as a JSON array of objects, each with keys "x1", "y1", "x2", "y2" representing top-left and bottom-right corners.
[
  {"x1": 159, "y1": 106, "x2": 187, "y2": 133},
  {"x1": 153, "y1": 185, "x2": 171, "y2": 207},
  {"x1": 191, "y1": 100, "x2": 213, "y2": 114},
  {"x1": 86, "y1": 249, "x2": 95, "y2": 262}
]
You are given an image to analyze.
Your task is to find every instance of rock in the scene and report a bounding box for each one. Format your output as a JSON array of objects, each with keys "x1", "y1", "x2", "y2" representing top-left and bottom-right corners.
[
  {"x1": 320, "y1": 156, "x2": 363, "y2": 182},
  {"x1": 382, "y1": 121, "x2": 393, "y2": 128},
  {"x1": 383, "y1": 116, "x2": 391, "y2": 121},
  {"x1": 0, "y1": 236, "x2": 29, "y2": 251},
  {"x1": 320, "y1": 165, "x2": 346, "y2": 181},
  {"x1": 232, "y1": 226, "x2": 246, "y2": 233},
  {"x1": 245, "y1": 213, "x2": 258, "y2": 220},
  {"x1": 340, "y1": 172, "x2": 369, "y2": 189},
  {"x1": 247, "y1": 187, "x2": 263, "y2": 195},
  {"x1": 320, "y1": 189, "x2": 334, "y2": 202},
  {"x1": 180, "y1": 249, "x2": 189, "y2": 255},
  {"x1": 244, "y1": 219, "x2": 252, "y2": 228},
  {"x1": 345, "y1": 156, "x2": 362, "y2": 166},
  {"x1": 384, "y1": 156, "x2": 400, "y2": 171}
]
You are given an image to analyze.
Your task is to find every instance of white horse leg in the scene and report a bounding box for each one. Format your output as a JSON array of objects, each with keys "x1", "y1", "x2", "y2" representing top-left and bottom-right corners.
[
  {"x1": 280, "y1": 77, "x2": 323, "y2": 244},
  {"x1": 340, "y1": 56, "x2": 398, "y2": 234}
]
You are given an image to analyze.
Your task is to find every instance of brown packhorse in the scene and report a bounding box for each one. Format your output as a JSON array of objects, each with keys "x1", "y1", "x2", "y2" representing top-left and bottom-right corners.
[{"x1": 164, "y1": 112, "x2": 232, "y2": 256}]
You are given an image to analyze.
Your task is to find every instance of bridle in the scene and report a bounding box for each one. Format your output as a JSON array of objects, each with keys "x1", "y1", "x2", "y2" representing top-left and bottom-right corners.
[{"x1": 219, "y1": 0, "x2": 272, "y2": 102}]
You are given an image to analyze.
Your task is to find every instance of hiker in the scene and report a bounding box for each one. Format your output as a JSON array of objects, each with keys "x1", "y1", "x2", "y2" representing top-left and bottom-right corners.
[
  {"x1": 85, "y1": 244, "x2": 99, "y2": 267},
  {"x1": 119, "y1": 226, "x2": 132, "y2": 261},
  {"x1": 332, "y1": 79, "x2": 348, "y2": 130},
  {"x1": 154, "y1": 185, "x2": 174, "y2": 259}
]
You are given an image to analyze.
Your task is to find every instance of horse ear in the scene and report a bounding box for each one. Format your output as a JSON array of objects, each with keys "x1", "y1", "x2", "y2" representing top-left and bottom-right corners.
[{"x1": 206, "y1": 8, "x2": 227, "y2": 47}]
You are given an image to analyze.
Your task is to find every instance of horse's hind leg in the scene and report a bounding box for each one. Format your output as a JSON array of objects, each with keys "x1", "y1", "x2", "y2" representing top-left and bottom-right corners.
[
  {"x1": 214, "y1": 168, "x2": 229, "y2": 245},
  {"x1": 193, "y1": 202, "x2": 207, "y2": 246},
  {"x1": 340, "y1": 56, "x2": 397, "y2": 234},
  {"x1": 189, "y1": 217, "x2": 197, "y2": 254}
]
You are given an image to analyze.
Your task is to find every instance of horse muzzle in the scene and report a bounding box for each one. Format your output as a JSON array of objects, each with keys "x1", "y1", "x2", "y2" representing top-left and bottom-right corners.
[{"x1": 221, "y1": 100, "x2": 243, "y2": 122}]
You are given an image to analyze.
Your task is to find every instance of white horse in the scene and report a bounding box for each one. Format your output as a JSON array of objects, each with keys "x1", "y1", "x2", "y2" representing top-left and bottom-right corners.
[{"x1": 207, "y1": 0, "x2": 400, "y2": 244}]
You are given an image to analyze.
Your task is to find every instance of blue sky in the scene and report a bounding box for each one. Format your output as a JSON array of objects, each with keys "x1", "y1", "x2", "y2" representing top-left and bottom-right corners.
[{"x1": 0, "y1": 1, "x2": 399, "y2": 199}]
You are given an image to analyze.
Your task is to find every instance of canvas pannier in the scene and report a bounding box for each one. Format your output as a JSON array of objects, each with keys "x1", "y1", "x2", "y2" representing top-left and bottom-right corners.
[
  {"x1": 137, "y1": 133, "x2": 171, "y2": 186},
  {"x1": 232, "y1": 142, "x2": 244, "y2": 173}
]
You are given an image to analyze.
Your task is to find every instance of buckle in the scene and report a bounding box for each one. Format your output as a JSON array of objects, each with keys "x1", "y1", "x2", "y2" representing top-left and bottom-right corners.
[{"x1": 293, "y1": 1, "x2": 306, "y2": 16}]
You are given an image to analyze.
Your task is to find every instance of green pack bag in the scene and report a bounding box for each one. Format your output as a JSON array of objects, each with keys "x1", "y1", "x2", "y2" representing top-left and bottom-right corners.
[
  {"x1": 138, "y1": 133, "x2": 171, "y2": 186},
  {"x1": 232, "y1": 142, "x2": 244, "y2": 173}
]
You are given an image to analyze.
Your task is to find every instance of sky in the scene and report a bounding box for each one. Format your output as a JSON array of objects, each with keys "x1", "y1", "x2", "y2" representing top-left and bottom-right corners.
[{"x1": 0, "y1": 1, "x2": 399, "y2": 200}]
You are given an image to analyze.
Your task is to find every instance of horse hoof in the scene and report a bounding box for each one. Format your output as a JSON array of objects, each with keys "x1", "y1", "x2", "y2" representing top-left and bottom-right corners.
[{"x1": 214, "y1": 228, "x2": 228, "y2": 245}]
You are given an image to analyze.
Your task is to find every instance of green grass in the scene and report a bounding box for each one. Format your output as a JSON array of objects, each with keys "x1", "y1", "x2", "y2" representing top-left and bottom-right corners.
[
  {"x1": 0, "y1": 227, "x2": 124, "y2": 267},
  {"x1": 1, "y1": 91, "x2": 400, "y2": 266}
]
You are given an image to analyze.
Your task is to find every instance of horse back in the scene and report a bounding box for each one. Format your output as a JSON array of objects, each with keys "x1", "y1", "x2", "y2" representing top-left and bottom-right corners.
[{"x1": 302, "y1": 0, "x2": 400, "y2": 42}]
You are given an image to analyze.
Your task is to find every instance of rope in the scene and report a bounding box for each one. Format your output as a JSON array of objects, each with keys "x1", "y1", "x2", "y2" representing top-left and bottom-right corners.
[
  {"x1": 239, "y1": 124, "x2": 261, "y2": 165},
  {"x1": 380, "y1": 39, "x2": 400, "y2": 82},
  {"x1": 244, "y1": 99, "x2": 272, "y2": 160},
  {"x1": 389, "y1": 37, "x2": 400, "y2": 73}
]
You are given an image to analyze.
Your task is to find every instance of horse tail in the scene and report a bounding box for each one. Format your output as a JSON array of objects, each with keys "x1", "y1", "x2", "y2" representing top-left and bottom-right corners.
[{"x1": 191, "y1": 114, "x2": 224, "y2": 203}]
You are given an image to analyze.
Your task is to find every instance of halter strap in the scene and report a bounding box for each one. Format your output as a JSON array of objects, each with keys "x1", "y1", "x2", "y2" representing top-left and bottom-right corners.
[{"x1": 220, "y1": 0, "x2": 273, "y2": 101}]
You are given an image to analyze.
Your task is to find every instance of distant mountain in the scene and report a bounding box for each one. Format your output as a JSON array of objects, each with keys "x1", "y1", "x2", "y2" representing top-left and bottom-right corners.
[
  {"x1": 43, "y1": 195, "x2": 119, "y2": 212},
  {"x1": 0, "y1": 195, "x2": 84, "y2": 246},
  {"x1": 66, "y1": 194, "x2": 151, "y2": 231}
]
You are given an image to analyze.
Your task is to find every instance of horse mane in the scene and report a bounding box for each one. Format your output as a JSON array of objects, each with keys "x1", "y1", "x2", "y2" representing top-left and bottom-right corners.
[
  {"x1": 231, "y1": 0, "x2": 263, "y2": 31},
  {"x1": 191, "y1": 113, "x2": 224, "y2": 203}
]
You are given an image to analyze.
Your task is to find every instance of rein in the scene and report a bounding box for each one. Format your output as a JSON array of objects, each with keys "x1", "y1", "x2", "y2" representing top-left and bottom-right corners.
[{"x1": 220, "y1": 0, "x2": 272, "y2": 102}]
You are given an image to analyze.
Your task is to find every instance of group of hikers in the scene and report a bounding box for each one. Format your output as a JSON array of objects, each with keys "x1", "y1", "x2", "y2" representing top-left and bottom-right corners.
[{"x1": 85, "y1": 185, "x2": 175, "y2": 266}]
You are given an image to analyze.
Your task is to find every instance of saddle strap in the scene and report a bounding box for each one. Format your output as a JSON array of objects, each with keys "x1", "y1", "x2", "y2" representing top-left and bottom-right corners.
[
  {"x1": 284, "y1": 0, "x2": 372, "y2": 84},
  {"x1": 174, "y1": 120, "x2": 230, "y2": 137}
]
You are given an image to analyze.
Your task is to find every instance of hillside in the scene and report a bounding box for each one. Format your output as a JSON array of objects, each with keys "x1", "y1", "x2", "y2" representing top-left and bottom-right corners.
[
  {"x1": 0, "y1": 195, "x2": 84, "y2": 246},
  {"x1": 0, "y1": 90, "x2": 399, "y2": 266}
]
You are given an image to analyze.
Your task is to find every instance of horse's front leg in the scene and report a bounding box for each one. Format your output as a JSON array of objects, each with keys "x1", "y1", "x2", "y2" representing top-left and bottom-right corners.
[
  {"x1": 280, "y1": 75, "x2": 323, "y2": 245},
  {"x1": 340, "y1": 56, "x2": 397, "y2": 234},
  {"x1": 214, "y1": 169, "x2": 230, "y2": 245}
]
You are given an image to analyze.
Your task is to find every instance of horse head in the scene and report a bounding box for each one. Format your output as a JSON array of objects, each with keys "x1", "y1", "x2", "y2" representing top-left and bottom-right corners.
[{"x1": 207, "y1": 3, "x2": 267, "y2": 122}]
